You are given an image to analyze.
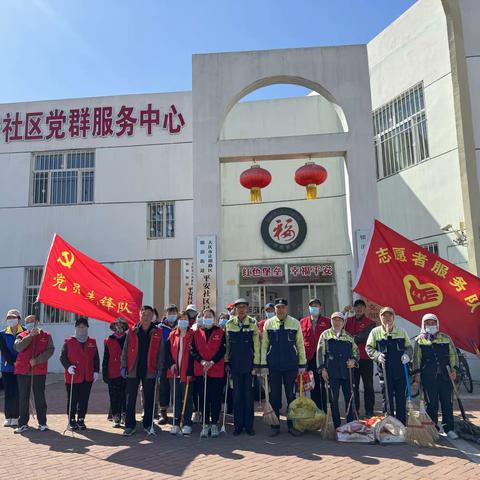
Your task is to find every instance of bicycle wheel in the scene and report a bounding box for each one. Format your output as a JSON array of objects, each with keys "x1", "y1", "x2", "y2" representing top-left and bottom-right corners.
[{"x1": 459, "y1": 356, "x2": 473, "y2": 393}]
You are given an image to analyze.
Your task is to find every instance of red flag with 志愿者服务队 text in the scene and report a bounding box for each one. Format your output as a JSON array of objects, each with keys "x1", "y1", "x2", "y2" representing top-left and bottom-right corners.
[
  {"x1": 354, "y1": 220, "x2": 480, "y2": 354},
  {"x1": 37, "y1": 234, "x2": 143, "y2": 326}
]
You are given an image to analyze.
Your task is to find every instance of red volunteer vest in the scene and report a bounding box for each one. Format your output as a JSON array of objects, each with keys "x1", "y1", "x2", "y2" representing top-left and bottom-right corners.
[
  {"x1": 15, "y1": 330, "x2": 51, "y2": 375},
  {"x1": 126, "y1": 326, "x2": 163, "y2": 375},
  {"x1": 104, "y1": 336, "x2": 124, "y2": 379},
  {"x1": 258, "y1": 319, "x2": 266, "y2": 336},
  {"x1": 167, "y1": 328, "x2": 194, "y2": 383},
  {"x1": 300, "y1": 315, "x2": 331, "y2": 361},
  {"x1": 193, "y1": 327, "x2": 225, "y2": 378},
  {"x1": 64, "y1": 337, "x2": 98, "y2": 384},
  {"x1": 345, "y1": 315, "x2": 376, "y2": 360}
]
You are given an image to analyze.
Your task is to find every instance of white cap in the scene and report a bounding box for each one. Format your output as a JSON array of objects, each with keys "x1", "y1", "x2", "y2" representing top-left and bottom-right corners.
[
  {"x1": 330, "y1": 311, "x2": 345, "y2": 321},
  {"x1": 186, "y1": 304, "x2": 197, "y2": 312},
  {"x1": 421, "y1": 313, "x2": 439, "y2": 331},
  {"x1": 6, "y1": 309, "x2": 21, "y2": 318}
]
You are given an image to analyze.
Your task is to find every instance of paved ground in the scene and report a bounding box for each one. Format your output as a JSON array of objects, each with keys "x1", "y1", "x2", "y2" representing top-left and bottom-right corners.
[{"x1": 0, "y1": 377, "x2": 479, "y2": 480}]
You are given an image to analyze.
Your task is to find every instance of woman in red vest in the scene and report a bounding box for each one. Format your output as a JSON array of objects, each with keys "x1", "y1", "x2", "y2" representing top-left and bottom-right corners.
[
  {"x1": 167, "y1": 311, "x2": 195, "y2": 435},
  {"x1": 191, "y1": 308, "x2": 226, "y2": 438},
  {"x1": 14, "y1": 314, "x2": 54, "y2": 433},
  {"x1": 102, "y1": 318, "x2": 128, "y2": 428},
  {"x1": 60, "y1": 317, "x2": 99, "y2": 431}
]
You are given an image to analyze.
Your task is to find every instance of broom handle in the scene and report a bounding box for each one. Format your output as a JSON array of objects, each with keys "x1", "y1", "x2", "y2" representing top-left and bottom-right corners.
[
  {"x1": 446, "y1": 365, "x2": 468, "y2": 422},
  {"x1": 403, "y1": 363, "x2": 412, "y2": 401},
  {"x1": 264, "y1": 374, "x2": 270, "y2": 403},
  {"x1": 383, "y1": 364, "x2": 392, "y2": 416},
  {"x1": 299, "y1": 373, "x2": 303, "y2": 399},
  {"x1": 179, "y1": 381, "x2": 190, "y2": 429}
]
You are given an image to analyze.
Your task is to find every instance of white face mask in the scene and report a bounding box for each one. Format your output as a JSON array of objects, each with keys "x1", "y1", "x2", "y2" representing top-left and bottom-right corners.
[
  {"x1": 425, "y1": 325, "x2": 438, "y2": 335},
  {"x1": 6, "y1": 318, "x2": 18, "y2": 328}
]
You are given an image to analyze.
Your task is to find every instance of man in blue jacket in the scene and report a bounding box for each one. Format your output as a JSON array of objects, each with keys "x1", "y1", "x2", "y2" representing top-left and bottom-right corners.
[{"x1": 0, "y1": 309, "x2": 24, "y2": 427}]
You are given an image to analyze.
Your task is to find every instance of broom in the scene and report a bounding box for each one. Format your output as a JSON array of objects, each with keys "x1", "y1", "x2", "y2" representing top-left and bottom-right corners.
[
  {"x1": 419, "y1": 385, "x2": 439, "y2": 441},
  {"x1": 262, "y1": 374, "x2": 279, "y2": 426},
  {"x1": 320, "y1": 376, "x2": 336, "y2": 440},
  {"x1": 404, "y1": 363, "x2": 435, "y2": 447}
]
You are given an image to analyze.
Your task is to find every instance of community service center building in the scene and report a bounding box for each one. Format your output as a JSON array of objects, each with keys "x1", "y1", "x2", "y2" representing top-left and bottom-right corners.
[{"x1": 0, "y1": 0, "x2": 479, "y2": 375}]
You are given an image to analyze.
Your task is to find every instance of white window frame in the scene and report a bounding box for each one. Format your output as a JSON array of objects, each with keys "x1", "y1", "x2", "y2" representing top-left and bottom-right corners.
[{"x1": 30, "y1": 150, "x2": 95, "y2": 206}]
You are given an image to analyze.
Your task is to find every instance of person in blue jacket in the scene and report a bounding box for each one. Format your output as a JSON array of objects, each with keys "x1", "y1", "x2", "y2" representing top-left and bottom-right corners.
[{"x1": 0, "y1": 309, "x2": 24, "y2": 427}]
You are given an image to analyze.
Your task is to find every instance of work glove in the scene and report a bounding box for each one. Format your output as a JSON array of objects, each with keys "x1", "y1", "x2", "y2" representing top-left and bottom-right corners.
[
  {"x1": 401, "y1": 353, "x2": 410, "y2": 365},
  {"x1": 321, "y1": 368, "x2": 329, "y2": 382},
  {"x1": 67, "y1": 365, "x2": 76, "y2": 375},
  {"x1": 377, "y1": 353, "x2": 386, "y2": 364},
  {"x1": 225, "y1": 364, "x2": 231, "y2": 375},
  {"x1": 260, "y1": 367, "x2": 269, "y2": 377},
  {"x1": 93, "y1": 372, "x2": 99, "y2": 382},
  {"x1": 155, "y1": 369, "x2": 162, "y2": 379},
  {"x1": 170, "y1": 364, "x2": 177, "y2": 375},
  {"x1": 120, "y1": 367, "x2": 127, "y2": 379},
  {"x1": 298, "y1": 367, "x2": 306, "y2": 375}
]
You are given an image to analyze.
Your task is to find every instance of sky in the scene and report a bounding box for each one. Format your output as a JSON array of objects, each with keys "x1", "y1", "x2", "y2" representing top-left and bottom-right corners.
[{"x1": 0, "y1": 0, "x2": 416, "y2": 104}]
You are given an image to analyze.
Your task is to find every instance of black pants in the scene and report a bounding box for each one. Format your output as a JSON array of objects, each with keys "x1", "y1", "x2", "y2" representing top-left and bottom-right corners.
[
  {"x1": 125, "y1": 376, "x2": 156, "y2": 429},
  {"x1": 108, "y1": 377, "x2": 126, "y2": 417},
  {"x1": 2, "y1": 372, "x2": 19, "y2": 420},
  {"x1": 66, "y1": 381, "x2": 92, "y2": 421},
  {"x1": 329, "y1": 377, "x2": 354, "y2": 428},
  {"x1": 18, "y1": 374, "x2": 47, "y2": 426},
  {"x1": 423, "y1": 374, "x2": 454, "y2": 433},
  {"x1": 380, "y1": 370, "x2": 406, "y2": 425},
  {"x1": 198, "y1": 376, "x2": 223, "y2": 424},
  {"x1": 268, "y1": 369, "x2": 297, "y2": 429},
  {"x1": 353, "y1": 359, "x2": 375, "y2": 415},
  {"x1": 307, "y1": 359, "x2": 326, "y2": 412},
  {"x1": 193, "y1": 376, "x2": 203, "y2": 413},
  {"x1": 232, "y1": 372, "x2": 254, "y2": 431},
  {"x1": 170, "y1": 378, "x2": 193, "y2": 426},
  {"x1": 159, "y1": 371, "x2": 171, "y2": 410}
]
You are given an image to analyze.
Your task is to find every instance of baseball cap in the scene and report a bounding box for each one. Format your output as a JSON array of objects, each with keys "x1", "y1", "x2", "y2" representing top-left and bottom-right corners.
[
  {"x1": 274, "y1": 298, "x2": 288, "y2": 306},
  {"x1": 186, "y1": 304, "x2": 197, "y2": 312},
  {"x1": 330, "y1": 311, "x2": 345, "y2": 321},
  {"x1": 379, "y1": 306, "x2": 395, "y2": 316},
  {"x1": 308, "y1": 298, "x2": 322, "y2": 306},
  {"x1": 234, "y1": 298, "x2": 249, "y2": 306}
]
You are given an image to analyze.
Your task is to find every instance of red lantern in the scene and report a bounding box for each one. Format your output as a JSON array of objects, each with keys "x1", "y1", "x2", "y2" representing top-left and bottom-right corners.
[
  {"x1": 240, "y1": 165, "x2": 272, "y2": 203},
  {"x1": 294, "y1": 162, "x2": 328, "y2": 200}
]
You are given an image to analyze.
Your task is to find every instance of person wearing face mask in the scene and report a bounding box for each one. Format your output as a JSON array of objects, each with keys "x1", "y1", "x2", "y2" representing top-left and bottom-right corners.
[
  {"x1": 317, "y1": 312, "x2": 359, "y2": 428},
  {"x1": 300, "y1": 298, "x2": 331, "y2": 413},
  {"x1": 413, "y1": 313, "x2": 459, "y2": 439},
  {"x1": 166, "y1": 311, "x2": 195, "y2": 435},
  {"x1": 186, "y1": 304, "x2": 198, "y2": 328},
  {"x1": 257, "y1": 303, "x2": 275, "y2": 337},
  {"x1": 156, "y1": 304, "x2": 178, "y2": 425},
  {"x1": 225, "y1": 298, "x2": 260, "y2": 436},
  {"x1": 0, "y1": 309, "x2": 24, "y2": 427},
  {"x1": 121, "y1": 305, "x2": 165, "y2": 436},
  {"x1": 218, "y1": 313, "x2": 230, "y2": 330},
  {"x1": 102, "y1": 318, "x2": 129, "y2": 428},
  {"x1": 191, "y1": 308, "x2": 226, "y2": 438},
  {"x1": 60, "y1": 317, "x2": 99, "y2": 431},
  {"x1": 366, "y1": 307, "x2": 412, "y2": 425},
  {"x1": 13, "y1": 315, "x2": 54, "y2": 433},
  {"x1": 188, "y1": 306, "x2": 203, "y2": 423},
  {"x1": 260, "y1": 298, "x2": 306, "y2": 437},
  {"x1": 344, "y1": 299, "x2": 376, "y2": 418}
]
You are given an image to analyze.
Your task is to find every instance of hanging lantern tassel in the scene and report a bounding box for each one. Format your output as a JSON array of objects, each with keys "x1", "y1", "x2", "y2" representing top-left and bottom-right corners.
[
  {"x1": 240, "y1": 165, "x2": 272, "y2": 204},
  {"x1": 294, "y1": 162, "x2": 328, "y2": 200}
]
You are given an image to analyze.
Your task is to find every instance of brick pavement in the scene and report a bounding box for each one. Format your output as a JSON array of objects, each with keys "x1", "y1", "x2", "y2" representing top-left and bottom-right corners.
[{"x1": 0, "y1": 379, "x2": 478, "y2": 480}]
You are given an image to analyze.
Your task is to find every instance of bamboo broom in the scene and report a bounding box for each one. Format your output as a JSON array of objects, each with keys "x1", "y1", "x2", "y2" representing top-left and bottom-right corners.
[
  {"x1": 321, "y1": 377, "x2": 336, "y2": 440},
  {"x1": 404, "y1": 364, "x2": 435, "y2": 447},
  {"x1": 263, "y1": 374, "x2": 279, "y2": 426},
  {"x1": 419, "y1": 385, "x2": 439, "y2": 441}
]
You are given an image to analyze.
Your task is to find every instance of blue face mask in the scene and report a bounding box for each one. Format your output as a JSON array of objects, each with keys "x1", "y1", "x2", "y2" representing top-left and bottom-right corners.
[
  {"x1": 265, "y1": 311, "x2": 275, "y2": 319},
  {"x1": 309, "y1": 306, "x2": 320, "y2": 317},
  {"x1": 25, "y1": 322, "x2": 35, "y2": 332},
  {"x1": 219, "y1": 319, "x2": 228, "y2": 328},
  {"x1": 177, "y1": 319, "x2": 189, "y2": 330},
  {"x1": 196, "y1": 317, "x2": 204, "y2": 327},
  {"x1": 166, "y1": 314, "x2": 177, "y2": 324},
  {"x1": 203, "y1": 318, "x2": 214, "y2": 329}
]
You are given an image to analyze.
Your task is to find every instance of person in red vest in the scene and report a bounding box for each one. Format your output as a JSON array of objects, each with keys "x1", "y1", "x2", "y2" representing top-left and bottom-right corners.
[
  {"x1": 60, "y1": 317, "x2": 99, "y2": 431},
  {"x1": 344, "y1": 299, "x2": 376, "y2": 417},
  {"x1": 13, "y1": 314, "x2": 54, "y2": 433},
  {"x1": 257, "y1": 303, "x2": 275, "y2": 338},
  {"x1": 191, "y1": 308, "x2": 226, "y2": 438},
  {"x1": 299, "y1": 298, "x2": 331, "y2": 412},
  {"x1": 102, "y1": 318, "x2": 128, "y2": 428},
  {"x1": 166, "y1": 310, "x2": 195, "y2": 435},
  {"x1": 121, "y1": 305, "x2": 165, "y2": 436}
]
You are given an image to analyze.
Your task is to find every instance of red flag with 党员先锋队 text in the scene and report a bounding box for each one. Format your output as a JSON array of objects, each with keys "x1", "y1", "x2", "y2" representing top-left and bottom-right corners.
[
  {"x1": 354, "y1": 220, "x2": 480, "y2": 354},
  {"x1": 37, "y1": 234, "x2": 143, "y2": 326}
]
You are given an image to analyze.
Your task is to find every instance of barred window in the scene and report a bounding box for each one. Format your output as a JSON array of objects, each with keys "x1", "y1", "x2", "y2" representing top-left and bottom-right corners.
[
  {"x1": 148, "y1": 202, "x2": 175, "y2": 239},
  {"x1": 420, "y1": 242, "x2": 439, "y2": 256},
  {"x1": 24, "y1": 267, "x2": 72, "y2": 323},
  {"x1": 373, "y1": 83, "x2": 429, "y2": 179},
  {"x1": 31, "y1": 150, "x2": 95, "y2": 205}
]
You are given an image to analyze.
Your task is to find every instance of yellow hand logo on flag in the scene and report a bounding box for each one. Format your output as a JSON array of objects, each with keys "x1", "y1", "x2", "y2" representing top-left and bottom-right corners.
[{"x1": 403, "y1": 274, "x2": 443, "y2": 311}]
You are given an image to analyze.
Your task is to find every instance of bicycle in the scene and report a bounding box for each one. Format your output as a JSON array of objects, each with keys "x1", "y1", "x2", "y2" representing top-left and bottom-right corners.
[{"x1": 455, "y1": 347, "x2": 473, "y2": 394}]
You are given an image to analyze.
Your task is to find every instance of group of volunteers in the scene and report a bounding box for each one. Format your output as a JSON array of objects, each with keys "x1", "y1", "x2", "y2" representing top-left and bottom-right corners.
[{"x1": 0, "y1": 297, "x2": 460, "y2": 440}]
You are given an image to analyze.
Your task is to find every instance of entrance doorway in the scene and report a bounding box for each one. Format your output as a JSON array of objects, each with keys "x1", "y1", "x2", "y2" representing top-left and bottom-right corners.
[{"x1": 239, "y1": 284, "x2": 337, "y2": 320}]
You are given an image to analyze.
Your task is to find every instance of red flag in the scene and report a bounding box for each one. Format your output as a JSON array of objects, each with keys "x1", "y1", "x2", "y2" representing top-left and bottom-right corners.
[
  {"x1": 37, "y1": 234, "x2": 143, "y2": 326},
  {"x1": 354, "y1": 220, "x2": 480, "y2": 354}
]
